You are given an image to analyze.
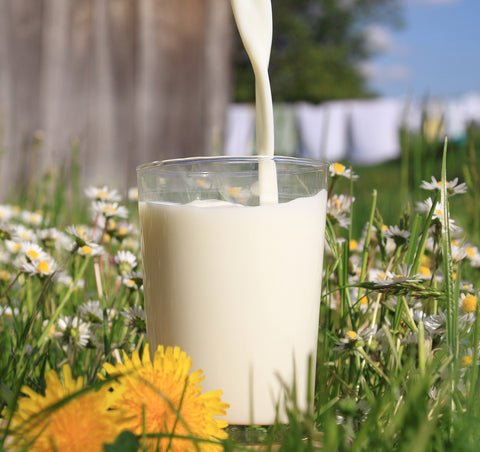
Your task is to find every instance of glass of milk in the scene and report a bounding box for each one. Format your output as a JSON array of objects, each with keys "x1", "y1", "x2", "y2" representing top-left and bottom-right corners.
[{"x1": 137, "y1": 155, "x2": 328, "y2": 430}]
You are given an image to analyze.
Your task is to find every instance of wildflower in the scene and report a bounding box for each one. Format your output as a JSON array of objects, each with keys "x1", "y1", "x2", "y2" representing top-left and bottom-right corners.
[
  {"x1": 54, "y1": 271, "x2": 85, "y2": 290},
  {"x1": 333, "y1": 328, "x2": 375, "y2": 353},
  {"x1": 369, "y1": 268, "x2": 409, "y2": 286},
  {"x1": 383, "y1": 225, "x2": 410, "y2": 246},
  {"x1": 20, "y1": 241, "x2": 47, "y2": 262},
  {"x1": 54, "y1": 316, "x2": 91, "y2": 349},
  {"x1": 329, "y1": 162, "x2": 358, "y2": 180},
  {"x1": 7, "y1": 365, "x2": 124, "y2": 451},
  {"x1": 327, "y1": 195, "x2": 354, "y2": 229},
  {"x1": 103, "y1": 345, "x2": 229, "y2": 451},
  {"x1": 21, "y1": 255, "x2": 58, "y2": 278},
  {"x1": 128, "y1": 187, "x2": 138, "y2": 201},
  {"x1": 11, "y1": 224, "x2": 37, "y2": 243},
  {"x1": 122, "y1": 272, "x2": 143, "y2": 291},
  {"x1": 424, "y1": 310, "x2": 446, "y2": 338},
  {"x1": 66, "y1": 224, "x2": 94, "y2": 247},
  {"x1": 92, "y1": 201, "x2": 129, "y2": 219},
  {"x1": 0, "y1": 204, "x2": 13, "y2": 222},
  {"x1": 37, "y1": 227, "x2": 64, "y2": 251},
  {"x1": 121, "y1": 306, "x2": 146, "y2": 333},
  {"x1": 420, "y1": 176, "x2": 467, "y2": 196},
  {"x1": 20, "y1": 209, "x2": 44, "y2": 227},
  {"x1": 450, "y1": 241, "x2": 469, "y2": 263},
  {"x1": 0, "y1": 305, "x2": 20, "y2": 320},
  {"x1": 115, "y1": 249, "x2": 137, "y2": 276},
  {"x1": 415, "y1": 197, "x2": 461, "y2": 233},
  {"x1": 85, "y1": 185, "x2": 122, "y2": 202},
  {"x1": 5, "y1": 239, "x2": 21, "y2": 254},
  {"x1": 79, "y1": 300, "x2": 104, "y2": 324},
  {"x1": 77, "y1": 242, "x2": 104, "y2": 257}
]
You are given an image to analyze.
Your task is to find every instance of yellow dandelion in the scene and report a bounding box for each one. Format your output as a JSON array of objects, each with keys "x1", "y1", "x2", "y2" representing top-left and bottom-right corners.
[
  {"x1": 103, "y1": 345, "x2": 229, "y2": 452},
  {"x1": 7, "y1": 365, "x2": 124, "y2": 452},
  {"x1": 462, "y1": 295, "x2": 477, "y2": 314}
]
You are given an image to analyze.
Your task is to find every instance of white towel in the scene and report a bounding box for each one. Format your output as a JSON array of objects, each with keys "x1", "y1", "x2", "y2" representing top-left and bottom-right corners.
[
  {"x1": 294, "y1": 102, "x2": 324, "y2": 159},
  {"x1": 461, "y1": 92, "x2": 480, "y2": 125},
  {"x1": 295, "y1": 102, "x2": 349, "y2": 161},
  {"x1": 444, "y1": 98, "x2": 468, "y2": 141},
  {"x1": 350, "y1": 98, "x2": 404, "y2": 165},
  {"x1": 320, "y1": 101, "x2": 350, "y2": 161},
  {"x1": 224, "y1": 104, "x2": 255, "y2": 156}
]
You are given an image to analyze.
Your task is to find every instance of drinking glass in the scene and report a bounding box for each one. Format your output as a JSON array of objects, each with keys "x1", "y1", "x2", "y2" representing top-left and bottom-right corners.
[{"x1": 137, "y1": 156, "x2": 328, "y2": 433}]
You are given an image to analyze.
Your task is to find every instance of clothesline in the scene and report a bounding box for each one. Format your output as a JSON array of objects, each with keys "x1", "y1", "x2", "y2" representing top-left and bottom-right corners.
[{"x1": 224, "y1": 93, "x2": 480, "y2": 165}]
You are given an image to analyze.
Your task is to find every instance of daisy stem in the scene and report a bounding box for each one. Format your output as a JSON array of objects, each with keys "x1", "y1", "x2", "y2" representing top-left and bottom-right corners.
[
  {"x1": 358, "y1": 189, "x2": 377, "y2": 301},
  {"x1": 418, "y1": 320, "x2": 426, "y2": 376}
]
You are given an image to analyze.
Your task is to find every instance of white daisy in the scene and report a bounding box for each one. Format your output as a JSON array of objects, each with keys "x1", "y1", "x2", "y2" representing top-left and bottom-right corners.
[
  {"x1": 329, "y1": 162, "x2": 359, "y2": 180},
  {"x1": 128, "y1": 187, "x2": 138, "y2": 202},
  {"x1": 22, "y1": 255, "x2": 58, "y2": 277},
  {"x1": 85, "y1": 185, "x2": 122, "y2": 202},
  {"x1": 0, "y1": 205, "x2": 13, "y2": 222},
  {"x1": 54, "y1": 316, "x2": 91, "y2": 349},
  {"x1": 79, "y1": 300, "x2": 104, "y2": 324},
  {"x1": 420, "y1": 176, "x2": 467, "y2": 196},
  {"x1": 20, "y1": 210, "x2": 44, "y2": 226},
  {"x1": 115, "y1": 249, "x2": 138, "y2": 275},
  {"x1": 92, "y1": 201, "x2": 129, "y2": 219}
]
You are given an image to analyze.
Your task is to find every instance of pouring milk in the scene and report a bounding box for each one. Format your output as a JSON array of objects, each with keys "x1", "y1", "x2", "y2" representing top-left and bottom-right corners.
[{"x1": 230, "y1": 0, "x2": 278, "y2": 205}]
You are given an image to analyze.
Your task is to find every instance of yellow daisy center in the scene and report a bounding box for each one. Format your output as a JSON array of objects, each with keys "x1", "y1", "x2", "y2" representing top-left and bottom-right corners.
[
  {"x1": 0, "y1": 270, "x2": 11, "y2": 280},
  {"x1": 462, "y1": 295, "x2": 477, "y2": 314},
  {"x1": 333, "y1": 162, "x2": 345, "y2": 174},
  {"x1": 419, "y1": 266, "x2": 431, "y2": 277},
  {"x1": 349, "y1": 239, "x2": 358, "y2": 252},
  {"x1": 37, "y1": 261, "x2": 50, "y2": 274},
  {"x1": 462, "y1": 355, "x2": 474, "y2": 367},
  {"x1": 467, "y1": 247, "x2": 475, "y2": 258},
  {"x1": 360, "y1": 296, "x2": 368, "y2": 305},
  {"x1": 81, "y1": 245, "x2": 92, "y2": 254},
  {"x1": 346, "y1": 330, "x2": 358, "y2": 340},
  {"x1": 27, "y1": 249, "x2": 39, "y2": 259}
]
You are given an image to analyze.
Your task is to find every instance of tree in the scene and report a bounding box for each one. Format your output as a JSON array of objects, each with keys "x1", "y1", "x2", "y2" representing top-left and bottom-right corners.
[{"x1": 232, "y1": 0, "x2": 403, "y2": 103}]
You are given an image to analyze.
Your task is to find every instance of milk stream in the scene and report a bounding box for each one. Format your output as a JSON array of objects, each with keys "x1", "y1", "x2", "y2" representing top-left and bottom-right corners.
[
  {"x1": 230, "y1": 0, "x2": 278, "y2": 205},
  {"x1": 139, "y1": 191, "x2": 327, "y2": 424}
]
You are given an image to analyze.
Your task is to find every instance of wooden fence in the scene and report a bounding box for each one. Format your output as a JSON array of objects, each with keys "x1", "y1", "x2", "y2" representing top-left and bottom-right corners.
[{"x1": 0, "y1": 0, "x2": 233, "y2": 199}]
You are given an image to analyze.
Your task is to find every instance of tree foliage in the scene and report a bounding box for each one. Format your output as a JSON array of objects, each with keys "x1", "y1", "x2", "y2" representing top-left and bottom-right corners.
[{"x1": 232, "y1": 0, "x2": 403, "y2": 103}]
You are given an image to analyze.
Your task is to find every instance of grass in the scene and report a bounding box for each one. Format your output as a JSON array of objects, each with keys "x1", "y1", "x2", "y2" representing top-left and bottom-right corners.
[{"x1": 0, "y1": 124, "x2": 479, "y2": 450}]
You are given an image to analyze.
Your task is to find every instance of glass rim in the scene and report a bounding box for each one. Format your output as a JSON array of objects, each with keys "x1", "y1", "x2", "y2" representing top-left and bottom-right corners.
[{"x1": 136, "y1": 155, "x2": 330, "y2": 173}]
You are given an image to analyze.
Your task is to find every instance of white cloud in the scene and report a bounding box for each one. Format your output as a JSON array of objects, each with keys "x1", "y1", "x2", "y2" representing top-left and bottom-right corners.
[
  {"x1": 363, "y1": 25, "x2": 408, "y2": 55},
  {"x1": 358, "y1": 62, "x2": 412, "y2": 82}
]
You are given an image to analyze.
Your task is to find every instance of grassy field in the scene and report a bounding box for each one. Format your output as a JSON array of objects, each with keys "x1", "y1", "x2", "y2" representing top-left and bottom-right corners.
[{"x1": 0, "y1": 127, "x2": 479, "y2": 451}]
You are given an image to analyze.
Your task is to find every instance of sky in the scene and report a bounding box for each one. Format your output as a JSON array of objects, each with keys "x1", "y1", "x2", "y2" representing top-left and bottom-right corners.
[{"x1": 361, "y1": 0, "x2": 480, "y2": 99}]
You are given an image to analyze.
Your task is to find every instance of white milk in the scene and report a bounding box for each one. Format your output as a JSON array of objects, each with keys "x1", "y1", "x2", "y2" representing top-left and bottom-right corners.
[
  {"x1": 230, "y1": 0, "x2": 278, "y2": 205},
  {"x1": 139, "y1": 190, "x2": 327, "y2": 425}
]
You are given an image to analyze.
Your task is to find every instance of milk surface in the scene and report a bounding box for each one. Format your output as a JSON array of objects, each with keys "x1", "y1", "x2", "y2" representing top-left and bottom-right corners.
[{"x1": 139, "y1": 191, "x2": 327, "y2": 424}]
